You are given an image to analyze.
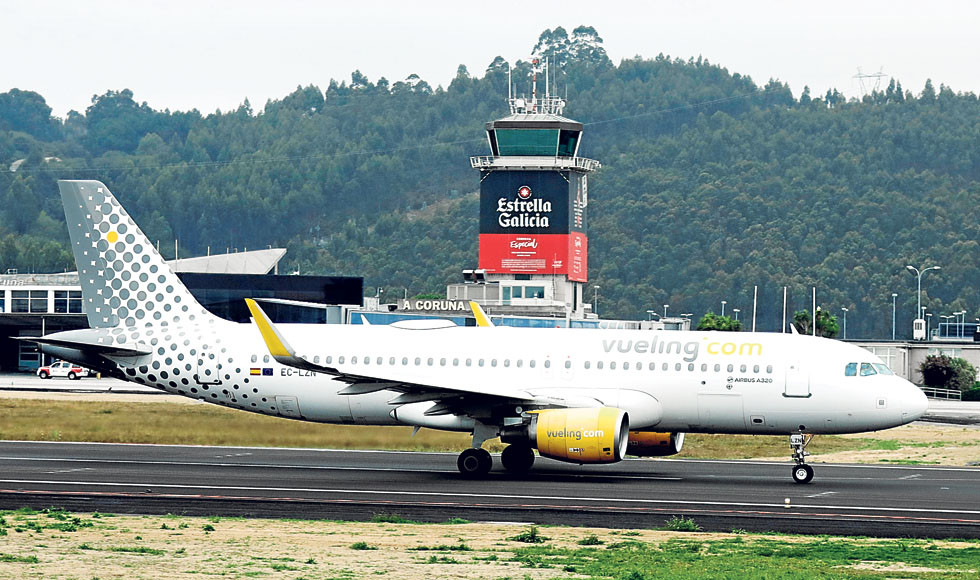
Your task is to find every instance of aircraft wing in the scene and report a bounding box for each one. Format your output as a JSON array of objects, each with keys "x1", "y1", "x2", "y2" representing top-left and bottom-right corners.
[{"x1": 245, "y1": 299, "x2": 576, "y2": 413}]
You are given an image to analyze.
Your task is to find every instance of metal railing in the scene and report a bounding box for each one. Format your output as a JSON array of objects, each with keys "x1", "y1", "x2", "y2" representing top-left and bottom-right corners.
[
  {"x1": 918, "y1": 386, "x2": 962, "y2": 400},
  {"x1": 470, "y1": 156, "x2": 601, "y2": 172}
]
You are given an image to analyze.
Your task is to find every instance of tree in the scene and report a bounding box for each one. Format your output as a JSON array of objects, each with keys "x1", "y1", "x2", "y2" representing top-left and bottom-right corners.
[
  {"x1": 792, "y1": 310, "x2": 839, "y2": 338},
  {"x1": 920, "y1": 355, "x2": 977, "y2": 390},
  {"x1": 696, "y1": 312, "x2": 742, "y2": 331}
]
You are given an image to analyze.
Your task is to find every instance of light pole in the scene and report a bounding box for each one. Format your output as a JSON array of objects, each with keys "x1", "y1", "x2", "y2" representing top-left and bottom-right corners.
[
  {"x1": 732, "y1": 308, "x2": 740, "y2": 321},
  {"x1": 891, "y1": 293, "x2": 898, "y2": 340},
  {"x1": 926, "y1": 313, "x2": 932, "y2": 340},
  {"x1": 957, "y1": 311, "x2": 967, "y2": 338},
  {"x1": 841, "y1": 307, "x2": 848, "y2": 340},
  {"x1": 663, "y1": 304, "x2": 669, "y2": 318},
  {"x1": 646, "y1": 309, "x2": 656, "y2": 320},
  {"x1": 721, "y1": 300, "x2": 727, "y2": 318},
  {"x1": 593, "y1": 285, "x2": 600, "y2": 317},
  {"x1": 906, "y1": 264, "x2": 941, "y2": 326}
]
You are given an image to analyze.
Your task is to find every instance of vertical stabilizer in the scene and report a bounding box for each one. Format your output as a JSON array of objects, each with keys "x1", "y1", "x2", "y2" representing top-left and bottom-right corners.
[{"x1": 59, "y1": 180, "x2": 213, "y2": 328}]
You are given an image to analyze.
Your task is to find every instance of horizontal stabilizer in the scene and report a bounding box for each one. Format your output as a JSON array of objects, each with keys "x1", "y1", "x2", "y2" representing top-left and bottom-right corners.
[{"x1": 17, "y1": 331, "x2": 151, "y2": 357}]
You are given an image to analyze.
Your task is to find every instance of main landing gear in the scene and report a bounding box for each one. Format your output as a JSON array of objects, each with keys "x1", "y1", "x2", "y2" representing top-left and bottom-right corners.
[
  {"x1": 456, "y1": 423, "x2": 536, "y2": 478},
  {"x1": 790, "y1": 432, "x2": 814, "y2": 484}
]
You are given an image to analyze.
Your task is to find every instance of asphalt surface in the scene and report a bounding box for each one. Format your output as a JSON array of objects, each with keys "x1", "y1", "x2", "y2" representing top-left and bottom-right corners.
[{"x1": 1, "y1": 441, "x2": 978, "y2": 538}]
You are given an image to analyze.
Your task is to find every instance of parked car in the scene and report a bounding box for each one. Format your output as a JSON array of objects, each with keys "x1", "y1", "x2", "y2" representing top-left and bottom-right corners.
[{"x1": 37, "y1": 360, "x2": 88, "y2": 380}]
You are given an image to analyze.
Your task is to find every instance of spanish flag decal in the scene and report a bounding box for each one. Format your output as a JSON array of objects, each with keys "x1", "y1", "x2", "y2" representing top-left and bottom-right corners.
[{"x1": 249, "y1": 368, "x2": 261, "y2": 375}]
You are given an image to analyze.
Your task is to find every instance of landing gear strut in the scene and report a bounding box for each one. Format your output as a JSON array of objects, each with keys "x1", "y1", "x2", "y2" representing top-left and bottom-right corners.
[
  {"x1": 789, "y1": 432, "x2": 814, "y2": 484},
  {"x1": 456, "y1": 422, "x2": 497, "y2": 478}
]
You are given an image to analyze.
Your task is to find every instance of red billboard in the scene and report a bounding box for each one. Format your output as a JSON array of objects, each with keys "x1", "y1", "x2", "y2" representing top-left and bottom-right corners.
[{"x1": 479, "y1": 232, "x2": 588, "y2": 282}]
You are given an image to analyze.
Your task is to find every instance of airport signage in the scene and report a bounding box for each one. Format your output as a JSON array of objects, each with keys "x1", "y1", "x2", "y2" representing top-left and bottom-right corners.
[
  {"x1": 479, "y1": 232, "x2": 588, "y2": 282},
  {"x1": 400, "y1": 299, "x2": 470, "y2": 312}
]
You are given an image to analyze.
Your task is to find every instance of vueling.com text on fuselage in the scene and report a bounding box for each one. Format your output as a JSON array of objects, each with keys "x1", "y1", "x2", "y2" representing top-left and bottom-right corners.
[{"x1": 601, "y1": 337, "x2": 763, "y2": 362}]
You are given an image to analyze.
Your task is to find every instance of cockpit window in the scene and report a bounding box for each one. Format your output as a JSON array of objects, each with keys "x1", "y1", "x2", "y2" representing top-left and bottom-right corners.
[
  {"x1": 845, "y1": 362, "x2": 857, "y2": 376},
  {"x1": 860, "y1": 363, "x2": 877, "y2": 376},
  {"x1": 873, "y1": 363, "x2": 894, "y2": 375}
]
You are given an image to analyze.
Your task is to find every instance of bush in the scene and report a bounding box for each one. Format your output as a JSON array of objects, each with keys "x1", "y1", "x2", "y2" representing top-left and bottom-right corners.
[
  {"x1": 920, "y1": 355, "x2": 977, "y2": 390},
  {"x1": 962, "y1": 384, "x2": 980, "y2": 401}
]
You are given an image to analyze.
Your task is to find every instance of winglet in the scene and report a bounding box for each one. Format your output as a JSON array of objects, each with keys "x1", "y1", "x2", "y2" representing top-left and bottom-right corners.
[
  {"x1": 469, "y1": 301, "x2": 495, "y2": 328},
  {"x1": 245, "y1": 298, "x2": 295, "y2": 358}
]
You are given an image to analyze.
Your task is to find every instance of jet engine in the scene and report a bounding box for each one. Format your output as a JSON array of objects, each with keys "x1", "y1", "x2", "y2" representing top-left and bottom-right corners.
[
  {"x1": 502, "y1": 407, "x2": 629, "y2": 464},
  {"x1": 626, "y1": 431, "x2": 685, "y2": 457}
]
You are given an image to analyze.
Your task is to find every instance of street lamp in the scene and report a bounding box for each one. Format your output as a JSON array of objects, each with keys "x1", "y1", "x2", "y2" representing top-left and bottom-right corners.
[
  {"x1": 926, "y1": 313, "x2": 932, "y2": 340},
  {"x1": 721, "y1": 300, "x2": 727, "y2": 317},
  {"x1": 646, "y1": 309, "x2": 657, "y2": 320},
  {"x1": 906, "y1": 264, "x2": 941, "y2": 326},
  {"x1": 663, "y1": 304, "x2": 669, "y2": 318},
  {"x1": 593, "y1": 285, "x2": 600, "y2": 316},
  {"x1": 956, "y1": 311, "x2": 967, "y2": 338},
  {"x1": 841, "y1": 307, "x2": 848, "y2": 340},
  {"x1": 891, "y1": 293, "x2": 898, "y2": 340},
  {"x1": 732, "y1": 308, "x2": 740, "y2": 321}
]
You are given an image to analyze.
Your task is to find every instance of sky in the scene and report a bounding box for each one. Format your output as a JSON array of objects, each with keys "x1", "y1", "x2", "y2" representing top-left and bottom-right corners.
[{"x1": 4, "y1": 0, "x2": 980, "y2": 118}]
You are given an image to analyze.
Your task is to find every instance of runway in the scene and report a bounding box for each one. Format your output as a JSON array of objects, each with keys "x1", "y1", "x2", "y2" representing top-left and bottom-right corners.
[{"x1": 1, "y1": 441, "x2": 978, "y2": 538}]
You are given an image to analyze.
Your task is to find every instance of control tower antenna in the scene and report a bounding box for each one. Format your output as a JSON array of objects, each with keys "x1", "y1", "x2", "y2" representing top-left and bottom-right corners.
[
  {"x1": 508, "y1": 57, "x2": 565, "y2": 116},
  {"x1": 853, "y1": 66, "x2": 886, "y2": 97}
]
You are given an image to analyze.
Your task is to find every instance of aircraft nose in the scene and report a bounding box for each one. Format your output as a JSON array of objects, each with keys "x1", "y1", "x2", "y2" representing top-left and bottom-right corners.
[{"x1": 901, "y1": 380, "x2": 929, "y2": 422}]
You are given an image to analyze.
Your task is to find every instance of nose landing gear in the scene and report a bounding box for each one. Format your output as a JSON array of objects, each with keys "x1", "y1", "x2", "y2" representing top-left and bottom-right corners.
[{"x1": 790, "y1": 432, "x2": 814, "y2": 484}]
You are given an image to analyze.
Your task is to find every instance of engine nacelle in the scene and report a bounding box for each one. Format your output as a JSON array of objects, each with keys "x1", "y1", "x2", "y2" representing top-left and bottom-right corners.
[
  {"x1": 626, "y1": 431, "x2": 685, "y2": 457},
  {"x1": 529, "y1": 407, "x2": 629, "y2": 464}
]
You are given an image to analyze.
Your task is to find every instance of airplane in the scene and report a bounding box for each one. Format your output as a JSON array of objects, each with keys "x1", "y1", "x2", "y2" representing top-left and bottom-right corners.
[{"x1": 30, "y1": 180, "x2": 929, "y2": 484}]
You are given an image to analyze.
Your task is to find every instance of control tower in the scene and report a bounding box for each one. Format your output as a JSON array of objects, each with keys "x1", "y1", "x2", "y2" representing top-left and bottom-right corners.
[{"x1": 449, "y1": 60, "x2": 600, "y2": 321}]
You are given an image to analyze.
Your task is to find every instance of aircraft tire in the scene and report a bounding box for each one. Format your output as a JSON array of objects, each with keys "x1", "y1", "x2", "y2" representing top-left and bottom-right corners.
[
  {"x1": 792, "y1": 464, "x2": 814, "y2": 484},
  {"x1": 501, "y1": 443, "x2": 535, "y2": 473},
  {"x1": 457, "y1": 448, "x2": 492, "y2": 478}
]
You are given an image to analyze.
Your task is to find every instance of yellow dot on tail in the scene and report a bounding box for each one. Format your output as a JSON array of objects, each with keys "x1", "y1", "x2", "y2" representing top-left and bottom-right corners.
[{"x1": 107, "y1": 231, "x2": 118, "y2": 243}]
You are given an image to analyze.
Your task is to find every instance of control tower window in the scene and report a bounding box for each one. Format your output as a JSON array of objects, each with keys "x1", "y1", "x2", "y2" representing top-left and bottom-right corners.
[
  {"x1": 495, "y1": 129, "x2": 560, "y2": 156},
  {"x1": 558, "y1": 130, "x2": 579, "y2": 157}
]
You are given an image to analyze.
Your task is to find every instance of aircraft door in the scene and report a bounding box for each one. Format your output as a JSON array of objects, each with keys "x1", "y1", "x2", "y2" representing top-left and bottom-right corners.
[
  {"x1": 195, "y1": 346, "x2": 223, "y2": 386},
  {"x1": 784, "y1": 361, "x2": 810, "y2": 398},
  {"x1": 697, "y1": 393, "x2": 746, "y2": 430}
]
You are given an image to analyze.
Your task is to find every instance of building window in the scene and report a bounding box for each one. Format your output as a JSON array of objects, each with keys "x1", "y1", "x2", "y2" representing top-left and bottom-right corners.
[
  {"x1": 526, "y1": 286, "x2": 545, "y2": 299},
  {"x1": 511, "y1": 286, "x2": 523, "y2": 298}
]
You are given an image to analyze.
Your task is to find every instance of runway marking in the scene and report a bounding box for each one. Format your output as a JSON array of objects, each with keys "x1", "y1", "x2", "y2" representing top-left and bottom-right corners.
[
  {"x1": 806, "y1": 491, "x2": 837, "y2": 499},
  {"x1": 42, "y1": 468, "x2": 94, "y2": 475},
  {"x1": 900, "y1": 474, "x2": 922, "y2": 480},
  {"x1": 2, "y1": 479, "x2": 979, "y2": 517},
  {"x1": 0, "y1": 457, "x2": 682, "y2": 481},
  {"x1": 4, "y1": 442, "x2": 980, "y2": 473}
]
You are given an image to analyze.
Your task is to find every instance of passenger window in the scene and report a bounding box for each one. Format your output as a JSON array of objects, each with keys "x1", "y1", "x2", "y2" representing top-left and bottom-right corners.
[
  {"x1": 662, "y1": 362, "x2": 668, "y2": 371},
  {"x1": 610, "y1": 362, "x2": 617, "y2": 370},
  {"x1": 753, "y1": 365, "x2": 759, "y2": 373},
  {"x1": 584, "y1": 361, "x2": 591, "y2": 369},
  {"x1": 401, "y1": 357, "x2": 407, "y2": 365},
  {"x1": 714, "y1": 364, "x2": 720, "y2": 372},
  {"x1": 427, "y1": 358, "x2": 434, "y2": 366},
  {"x1": 675, "y1": 363, "x2": 682, "y2": 371},
  {"x1": 766, "y1": 365, "x2": 773, "y2": 374},
  {"x1": 860, "y1": 363, "x2": 877, "y2": 376},
  {"x1": 597, "y1": 361, "x2": 604, "y2": 370},
  {"x1": 491, "y1": 359, "x2": 497, "y2": 367},
  {"x1": 251, "y1": 355, "x2": 257, "y2": 363},
  {"x1": 649, "y1": 362, "x2": 656, "y2": 371},
  {"x1": 352, "y1": 356, "x2": 358, "y2": 364},
  {"x1": 415, "y1": 357, "x2": 421, "y2": 366},
  {"x1": 453, "y1": 358, "x2": 459, "y2": 366},
  {"x1": 740, "y1": 364, "x2": 747, "y2": 373},
  {"x1": 623, "y1": 362, "x2": 630, "y2": 370},
  {"x1": 636, "y1": 362, "x2": 642, "y2": 371},
  {"x1": 529, "y1": 360, "x2": 536, "y2": 368},
  {"x1": 727, "y1": 364, "x2": 734, "y2": 372},
  {"x1": 326, "y1": 356, "x2": 333, "y2": 364},
  {"x1": 516, "y1": 360, "x2": 523, "y2": 368},
  {"x1": 688, "y1": 363, "x2": 695, "y2": 371},
  {"x1": 377, "y1": 357, "x2": 383, "y2": 365},
  {"x1": 503, "y1": 359, "x2": 510, "y2": 367},
  {"x1": 338, "y1": 356, "x2": 345, "y2": 364},
  {"x1": 363, "y1": 357, "x2": 369, "y2": 365},
  {"x1": 314, "y1": 356, "x2": 320, "y2": 363},
  {"x1": 388, "y1": 357, "x2": 394, "y2": 365},
  {"x1": 564, "y1": 360, "x2": 571, "y2": 369},
  {"x1": 544, "y1": 360, "x2": 551, "y2": 369},
  {"x1": 479, "y1": 359, "x2": 485, "y2": 367},
  {"x1": 263, "y1": 355, "x2": 270, "y2": 363},
  {"x1": 465, "y1": 358, "x2": 472, "y2": 366},
  {"x1": 845, "y1": 363, "x2": 857, "y2": 376},
  {"x1": 701, "y1": 364, "x2": 708, "y2": 372},
  {"x1": 440, "y1": 358, "x2": 446, "y2": 366}
]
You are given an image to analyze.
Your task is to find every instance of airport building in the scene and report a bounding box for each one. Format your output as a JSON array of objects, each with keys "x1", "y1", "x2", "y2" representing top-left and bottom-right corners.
[{"x1": 0, "y1": 249, "x2": 362, "y2": 371}]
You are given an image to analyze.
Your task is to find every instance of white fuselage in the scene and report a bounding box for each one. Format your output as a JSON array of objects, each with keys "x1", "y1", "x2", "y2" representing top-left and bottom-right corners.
[{"x1": 111, "y1": 319, "x2": 928, "y2": 436}]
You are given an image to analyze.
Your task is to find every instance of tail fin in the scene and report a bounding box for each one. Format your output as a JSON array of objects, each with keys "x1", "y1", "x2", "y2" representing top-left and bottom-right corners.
[{"x1": 59, "y1": 180, "x2": 213, "y2": 328}]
